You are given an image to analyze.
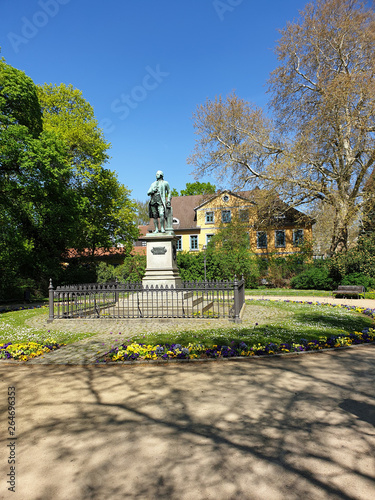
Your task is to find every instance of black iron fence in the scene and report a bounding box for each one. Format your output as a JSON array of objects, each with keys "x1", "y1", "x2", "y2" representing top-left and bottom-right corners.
[{"x1": 48, "y1": 279, "x2": 245, "y2": 323}]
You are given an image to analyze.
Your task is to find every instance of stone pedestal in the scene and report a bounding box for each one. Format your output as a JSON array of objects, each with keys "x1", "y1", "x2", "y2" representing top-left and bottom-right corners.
[{"x1": 142, "y1": 233, "x2": 182, "y2": 288}]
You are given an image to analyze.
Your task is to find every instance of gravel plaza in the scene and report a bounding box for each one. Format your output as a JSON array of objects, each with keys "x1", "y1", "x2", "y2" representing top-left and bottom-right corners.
[{"x1": 1, "y1": 296, "x2": 375, "y2": 500}]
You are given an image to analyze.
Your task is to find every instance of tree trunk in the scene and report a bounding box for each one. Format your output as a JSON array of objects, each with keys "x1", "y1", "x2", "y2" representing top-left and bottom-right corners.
[{"x1": 329, "y1": 209, "x2": 349, "y2": 255}]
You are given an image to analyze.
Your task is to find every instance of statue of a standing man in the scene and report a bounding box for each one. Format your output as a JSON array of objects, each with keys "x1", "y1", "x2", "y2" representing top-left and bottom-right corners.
[{"x1": 147, "y1": 170, "x2": 171, "y2": 233}]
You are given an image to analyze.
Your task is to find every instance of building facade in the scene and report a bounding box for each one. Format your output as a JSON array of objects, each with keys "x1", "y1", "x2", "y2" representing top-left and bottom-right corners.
[{"x1": 136, "y1": 190, "x2": 314, "y2": 256}]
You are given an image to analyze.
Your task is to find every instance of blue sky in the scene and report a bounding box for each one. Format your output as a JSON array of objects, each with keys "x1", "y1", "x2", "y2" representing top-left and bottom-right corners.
[{"x1": 1, "y1": 0, "x2": 308, "y2": 201}]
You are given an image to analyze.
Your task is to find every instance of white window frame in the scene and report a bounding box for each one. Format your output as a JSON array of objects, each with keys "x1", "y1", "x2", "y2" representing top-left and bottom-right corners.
[
  {"x1": 190, "y1": 235, "x2": 198, "y2": 251},
  {"x1": 176, "y1": 236, "x2": 182, "y2": 251},
  {"x1": 205, "y1": 211, "x2": 214, "y2": 224}
]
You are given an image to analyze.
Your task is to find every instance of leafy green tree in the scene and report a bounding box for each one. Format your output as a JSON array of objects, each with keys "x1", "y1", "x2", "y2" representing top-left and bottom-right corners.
[
  {"x1": 37, "y1": 82, "x2": 139, "y2": 253},
  {"x1": 169, "y1": 182, "x2": 216, "y2": 197},
  {"x1": 0, "y1": 61, "x2": 78, "y2": 297},
  {"x1": 74, "y1": 168, "x2": 139, "y2": 255},
  {"x1": 209, "y1": 216, "x2": 260, "y2": 287},
  {"x1": 37, "y1": 83, "x2": 109, "y2": 174},
  {"x1": 361, "y1": 173, "x2": 375, "y2": 234},
  {"x1": 96, "y1": 255, "x2": 146, "y2": 283},
  {"x1": 134, "y1": 199, "x2": 150, "y2": 225},
  {"x1": 328, "y1": 232, "x2": 375, "y2": 289},
  {"x1": 180, "y1": 181, "x2": 216, "y2": 196},
  {"x1": 0, "y1": 59, "x2": 42, "y2": 138},
  {"x1": 0, "y1": 63, "x2": 138, "y2": 298}
]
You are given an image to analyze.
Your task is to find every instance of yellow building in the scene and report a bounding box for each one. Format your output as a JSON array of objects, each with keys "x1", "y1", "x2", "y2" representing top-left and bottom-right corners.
[{"x1": 136, "y1": 189, "x2": 314, "y2": 256}]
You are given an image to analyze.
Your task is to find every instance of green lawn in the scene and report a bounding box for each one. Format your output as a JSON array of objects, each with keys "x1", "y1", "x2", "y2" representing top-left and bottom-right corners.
[
  {"x1": 1, "y1": 300, "x2": 373, "y2": 351},
  {"x1": 245, "y1": 288, "x2": 332, "y2": 297},
  {"x1": 0, "y1": 306, "x2": 88, "y2": 345},
  {"x1": 129, "y1": 300, "x2": 374, "y2": 348}
]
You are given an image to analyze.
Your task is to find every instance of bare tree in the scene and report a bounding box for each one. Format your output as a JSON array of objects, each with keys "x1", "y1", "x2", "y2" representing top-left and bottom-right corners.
[{"x1": 188, "y1": 0, "x2": 375, "y2": 254}]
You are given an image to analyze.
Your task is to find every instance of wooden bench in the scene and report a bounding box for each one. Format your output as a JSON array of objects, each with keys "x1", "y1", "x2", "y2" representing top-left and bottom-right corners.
[{"x1": 332, "y1": 285, "x2": 365, "y2": 299}]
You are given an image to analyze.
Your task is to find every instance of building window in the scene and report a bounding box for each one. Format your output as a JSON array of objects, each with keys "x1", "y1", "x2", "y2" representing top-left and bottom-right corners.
[
  {"x1": 239, "y1": 209, "x2": 249, "y2": 222},
  {"x1": 257, "y1": 231, "x2": 267, "y2": 249},
  {"x1": 221, "y1": 210, "x2": 231, "y2": 223},
  {"x1": 206, "y1": 234, "x2": 214, "y2": 245},
  {"x1": 293, "y1": 229, "x2": 304, "y2": 246},
  {"x1": 176, "y1": 236, "x2": 182, "y2": 251},
  {"x1": 222, "y1": 194, "x2": 229, "y2": 202},
  {"x1": 205, "y1": 211, "x2": 214, "y2": 223},
  {"x1": 275, "y1": 230, "x2": 286, "y2": 248},
  {"x1": 190, "y1": 235, "x2": 198, "y2": 251}
]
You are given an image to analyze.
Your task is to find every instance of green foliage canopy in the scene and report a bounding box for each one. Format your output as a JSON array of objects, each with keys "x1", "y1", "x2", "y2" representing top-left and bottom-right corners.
[
  {"x1": 37, "y1": 82, "x2": 139, "y2": 253},
  {"x1": 179, "y1": 181, "x2": 216, "y2": 196},
  {"x1": 0, "y1": 62, "x2": 138, "y2": 298}
]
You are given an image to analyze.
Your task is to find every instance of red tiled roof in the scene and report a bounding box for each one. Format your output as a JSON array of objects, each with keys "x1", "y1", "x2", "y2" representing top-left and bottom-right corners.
[
  {"x1": 131, "y1": 246, "x2": 146, "y2": 255},
  {"x1": 138, "y1": 194, "x2": 206, "y2": 233},
  {"x1": 63, "y1": 247, "x2": 127, "y2": 259}
]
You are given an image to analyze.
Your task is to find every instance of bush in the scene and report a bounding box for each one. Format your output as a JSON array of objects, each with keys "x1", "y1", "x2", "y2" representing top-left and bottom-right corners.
[
  {"x1": 59, "y1": 262, "x2": 97, "y2": 285},
  {"x1": 328, "y1": 233, "x2": 375, "y2": 287},
  {"x1": 256, "y1": 242, "x2": 313, "y2": 288},
  {"x1": 97, "y1": 255, "x2": 146, "y2": 283},
  {"x1": 176, "y1": 252, "x2": 206, "y2": 281},
  {"x1": 290, "y1": 264, "x2": 335, "y2": 290},
  {"x1": 176, "y1": 248, "x2": 260, "y2": 287},
  {"x1": 341, "y1": 273, "x2": 375, "y2": 290}
]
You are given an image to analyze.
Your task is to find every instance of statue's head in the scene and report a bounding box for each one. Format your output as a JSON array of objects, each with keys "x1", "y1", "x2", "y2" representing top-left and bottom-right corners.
[{"x1": 156, "y1": 170, "x2": 164, "y2": 179}]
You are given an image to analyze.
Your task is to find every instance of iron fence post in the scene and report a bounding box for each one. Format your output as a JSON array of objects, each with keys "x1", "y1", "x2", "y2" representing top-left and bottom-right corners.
[
  {"x1": 48, "y1": 278, "x2": 54, "y2": 322},
  {"x1": 233, "y1": 277, "x2": 239, "y2": 321}
]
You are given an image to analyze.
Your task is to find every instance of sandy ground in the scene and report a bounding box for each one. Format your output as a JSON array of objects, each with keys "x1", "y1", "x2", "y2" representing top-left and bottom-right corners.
[
  {"x1": 1, "y1": 295, "x2": 374, "y2": 499},
  {"x1": 1, "y1": 345, "x2": 375, "y2": 500}
]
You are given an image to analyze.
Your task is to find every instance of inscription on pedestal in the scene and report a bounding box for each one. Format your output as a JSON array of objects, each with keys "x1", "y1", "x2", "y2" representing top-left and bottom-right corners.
[{"x1": 151, "y1": 246, "x2": 167, "y2": 255}]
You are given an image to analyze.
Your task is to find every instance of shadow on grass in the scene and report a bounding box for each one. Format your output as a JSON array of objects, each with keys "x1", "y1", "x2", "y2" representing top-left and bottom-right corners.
[
  {"x1": 130, "y1": 309, "x2": 374, "y2": 348},
  {"x1": 291, "y1": 310, "x2": 374, "y2": 334}
]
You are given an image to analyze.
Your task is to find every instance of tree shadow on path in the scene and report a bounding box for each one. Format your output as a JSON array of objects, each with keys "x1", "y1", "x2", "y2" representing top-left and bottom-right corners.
[{"x1": 1, "y1": 345, "x2": 375, "y2": 500}]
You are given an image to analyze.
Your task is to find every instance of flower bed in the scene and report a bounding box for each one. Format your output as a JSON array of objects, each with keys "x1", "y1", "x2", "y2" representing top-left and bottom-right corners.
[
  {"x1": 0, "y1": 304, "x2": 46, "y2": 314},
  {"x1": 98, "y1": 328, "x2": 375, "y2": 363},
  {"x1": 253, "y1": 298, "x2": 375, "y2": 319},
  {"x1": 0, "y1": 339, "x2": 66, "y2": 361}
]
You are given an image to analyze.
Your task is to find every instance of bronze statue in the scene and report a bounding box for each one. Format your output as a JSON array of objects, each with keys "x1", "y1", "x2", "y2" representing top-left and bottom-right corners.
[{"x1": 147, "y1": 170, "x2": 172, "y2": 233}]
